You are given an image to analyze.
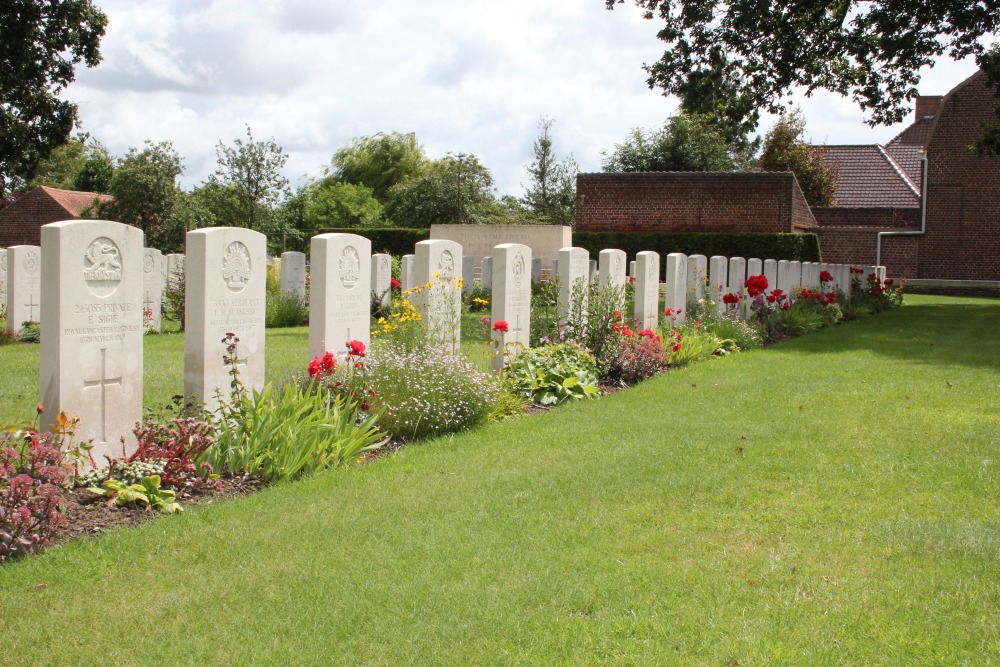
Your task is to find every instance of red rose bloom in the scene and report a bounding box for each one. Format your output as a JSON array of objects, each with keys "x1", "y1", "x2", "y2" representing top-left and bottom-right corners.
[
  {"x1": 722, "y1": 292, "x2": 740, "y2": 305},
  {"x1": 493, "y1": 320, "x2": 509, "y2": 333},
  {"x1": 346, "y1": 340, "x2": 366, "y2": 357},
  {"x1": 820, "y1": 270, "x2": 834, "y2": 283},
  {"x1": 390, "y1": 277, "x2": 401, "y2": 288},
  {"x1": 744, "y1": 274, "x2": 769, "y2": 298},
  {"x1": 782, "y1": 301, "x2": 790, "y2": 310}
]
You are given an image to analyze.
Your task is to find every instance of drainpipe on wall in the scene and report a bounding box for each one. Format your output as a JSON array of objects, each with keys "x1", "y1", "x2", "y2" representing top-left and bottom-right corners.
[{"x1": 876, "y1": 149, "x2": 928, "y2": 268}]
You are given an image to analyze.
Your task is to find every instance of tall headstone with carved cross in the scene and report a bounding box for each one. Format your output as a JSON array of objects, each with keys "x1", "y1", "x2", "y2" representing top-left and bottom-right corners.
[
  {"x1": 40, "y1": 220, "x2": 143, "y2": 462},
  {"x1": 372, "y1": 253, "x2": 392, "y2": 304},
  {"x1": 557, "y1": 246, "x2": 589, "y2": 325},
  {"x1": 634, "y1": 251, "x2": 661, "y2": 330},
  {"x1": 280, "y1": 251, "x2": 307, "y2": 299},
  {"x1": 184, "y1": 228, "x2": 267, "y2": 413},
  {"x1": 490, "y1": 243, "x2": 531, "y2": 371},
  {"x1": 310, "y1": 233, "x2": 371, "y2": 360},
  {"x1": 6, "y1": 245, "x2": 42, "y2": 334},
  {"x1": 686, "y1": 254, "x2": 708, "y2": 306},
  {"x1": 143, "y1": 248, "x2": 163, "y2": 332},
  {"x1": 414, "y1": 239, "x2": 463, "y2": 351},
  {"x1": 664, "y1": 253, "x2": 688, "y2": 325}
]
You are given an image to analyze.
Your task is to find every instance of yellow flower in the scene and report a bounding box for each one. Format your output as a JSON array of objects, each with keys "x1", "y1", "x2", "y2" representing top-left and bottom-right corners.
[{"x1": 433, "y1": 272, "x2": 440, "y2": 278}]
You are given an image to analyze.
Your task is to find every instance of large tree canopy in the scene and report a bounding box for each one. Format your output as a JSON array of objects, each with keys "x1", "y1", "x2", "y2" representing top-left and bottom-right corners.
[
  {"x1": 0, "y1": 0, "x2": 108, "y2": 195},
  {"x1": 606, "y1": 0, "x2": 1000, "y2": 135},
  {"x1": 601, "y1": 112, "x2": 751, "y2": 173}
]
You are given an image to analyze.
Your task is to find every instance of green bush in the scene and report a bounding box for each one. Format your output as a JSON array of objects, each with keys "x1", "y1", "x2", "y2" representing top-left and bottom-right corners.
[
  {"x1": 313, "y1": 228, "x2": 430, "y2": 257},
  {"x1": 506, "y1": 343, "x2": 600, "y2": 405},
  {"x1": 266, "y1": 290, "x2": 308, "y2": 328},
  {"x1": 574, "y1": 231, "x2": 821, "y2": 263},
  {"x1": 701, "y1": 314, "x2": 766, "y2": 352}
]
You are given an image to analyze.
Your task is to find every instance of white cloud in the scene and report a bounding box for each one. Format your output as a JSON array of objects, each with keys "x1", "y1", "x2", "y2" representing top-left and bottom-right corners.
[{"x1": 64, "y1": 0, "x2": 983, "y2": 196}]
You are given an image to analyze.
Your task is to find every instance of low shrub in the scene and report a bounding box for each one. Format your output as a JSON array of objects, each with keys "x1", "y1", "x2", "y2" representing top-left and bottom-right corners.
[
  {"x1": 701, "y1": 314, "x2": 766, "y2": 351},
  {"x1": 266, "y1": 290, "x2": 308, "y2": 328},
  {"x1": 604, "y1": 330, "x2": 670, "y2": 386},
  {"x1": 667, "y1": 323, "x2": 735, "y2": 367},
  {"x1": 366, "y1": 343, "x2": 501, "y2": 440},
  {"x1": 506, "y1": 343, "x2": 600, "y2": 405}
]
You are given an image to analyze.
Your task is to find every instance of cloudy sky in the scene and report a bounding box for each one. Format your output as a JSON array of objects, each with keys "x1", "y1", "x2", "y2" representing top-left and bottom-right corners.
[{"x1": 64, "y1": 0, "x2": 982, "y2": 197}]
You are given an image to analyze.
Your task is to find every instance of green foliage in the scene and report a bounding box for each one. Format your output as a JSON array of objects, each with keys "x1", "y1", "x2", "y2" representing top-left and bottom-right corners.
[
  {"x1": 701, "y1": 314, "x2": 765, "y2": 352},
  {"x1": 266, "y1": 291, "x2": 308, "y2": 328},
  {"x1": 204, "y1": 381, "x2": 384, "y2": 482},
  {"x1": 562, "y1": 279, "x2": 629, "y2": 374},
  {"x1": 573, "y1": 231, "x2": 821, "y2": 263},
  {"x1": 207, "y1": 125, "x2": 290, "y2": 233},
  {"x1": 87, "y1": 475, "x2": 182, "y2": 514},
  {"x1": 0, "y1": 0, "x2": 108, "y2": 195},
  {"x1": 366, "y1": 343, "x2": 501, "y2": 440},
  {"x1": 314, "y1": 228, "x2": 430, "y2": 257},
  {"x1": 385, "y1": 154, "x2": 505, "y2": 228},
  {"x1": 606, "y1": 0, "x2": 1000, "y2": 131},
  {"x1": 17, "y1": 322, "x2": 40, "y2": 344},
  {"x1": 91, "y1": 140, "x2": 184, "y2": 248},
  {"x1": 667, "y1": 324, "x2": 732, "y2": 368},
  {"x1": 601, "y1": 112, "x2": 746, "y2": 173},
  {"x1": 520, "y1": 116, "x2": 577, "y2": 226},
  {"x1": 506, "y1": 343, "x2": 600, "y2": 405},
  {"x1": 28, "y1": 134, "x2": 111, "y2": 192},
  {"x1": 327, "y1": 131, "x2": 427, "y2": 202},
  {"x1": 529, "y1": 277, "x2": 560, "y2": 345},
  {"x1": 301, "y1": 181, "x2": 384, "y2": 230},
  {"x1": 758, "y1": 109, "x2": 839, "y2": 207}
]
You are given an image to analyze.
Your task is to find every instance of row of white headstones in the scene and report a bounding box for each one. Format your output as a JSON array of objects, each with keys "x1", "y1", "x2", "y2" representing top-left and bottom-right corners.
[{"x1": 3, "y1": 219, "x2": 885, "y2": 463}]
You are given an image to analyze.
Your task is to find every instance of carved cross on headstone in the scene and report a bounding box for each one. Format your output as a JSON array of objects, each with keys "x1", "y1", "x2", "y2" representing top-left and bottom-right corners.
[
  {"x1": 143, "y1": 290, "x2": 154, "y2": 314},
  {"x1": 26, "y1": 291, "x2": 39, "y2": 322},
  {"x1": 83, "y1": 348, "x2": 122, "y2": 444},
  {"x1": 509, "y1": 314, "x2": 524, "y2": 341}
]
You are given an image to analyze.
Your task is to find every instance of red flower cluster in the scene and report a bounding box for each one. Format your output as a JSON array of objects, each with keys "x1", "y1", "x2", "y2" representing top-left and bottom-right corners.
[
  {"x1": 390, "y1": 277, "x2": 401, "y2": 288},
  {"x1": 663, "y1": 307, "x2": 682, "y2": 317},
  {"x1": 819, "y1": 270, "x2": 835, "y2": 284},
  {"x1": 800, "y1": 289, "x2": 838, "y2": 306},
  {"x1": 765, "y1": 288, "x2": 787, "y2": 304},
  {"x1": 744, "y1": 274, "x2": 768, "y2": 298},
  {"x1": 668, "y1": 329, "x2": 683, "y2": 353},
  {"x1": 346, "y1": 340, "x2": 366, "y2": 358},
  {"x1": 850, "y1": 266, "x2": 865, "y2": 275},
  {"x1": 493, "y1": 320, "x2": 509, "y2": 333},
  {"x1": 308, "y1": 351, "x2": 336, "y2": 378},
  {"x1": 636, "y1": 328, "x2": 661, "y2": 343},
  {"x1": 722, "y1": 292, "x2": 740, "y2": 305}
]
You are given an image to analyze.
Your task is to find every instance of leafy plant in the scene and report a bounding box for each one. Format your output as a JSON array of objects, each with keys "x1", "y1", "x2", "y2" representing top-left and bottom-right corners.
[
  {"x1": 604, "y1": 330, "x2": 670, "y2": 386},
  {"x1": 266, "y1": 290, "x2": 308, "y2": 328},
  {"x1": 506, "y1": 343, "x2": 600, "y2": 405},
  {"x1": 701, "y1": 314, "x2": 765, "y2": 352},
  {"x1": 18, "y1": 322, "x2": 40, "y2": 343},
  {"x1": 88, "y1": 475, "x2": 182, "y2": 514},
  {"x1": 667, "y1": 323, "x2": 734, "y2": 367}
]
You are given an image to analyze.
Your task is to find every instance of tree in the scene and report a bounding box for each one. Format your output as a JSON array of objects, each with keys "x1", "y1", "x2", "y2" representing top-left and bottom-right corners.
[
  {"x1": 327, "y1": 132, "x2": 427, "y2": 202},
  {"x1": 208, "y1": 125, "x2": 290, "y2": 233},
  {"x1": 302, "y1": 181, "x2": 385, "y2": 230},
  {"x1": 0, "y1": 0, "x2": 108, "y2": 195},
  {"x1": 385, "y1": 155, "x2": 503, "y2": 228},
  {"x1": 601, "y1": 113, "x2": 742, "y2": 172},
  {"x1": 606, "y1": 1, "x2": 1000, "y2": 135},
  {"x1": 92, "y1": 141, "x2": 184, "y2": 246},
  {"x1": 520, "y1": 117, "x2": 578, "y2": 226},
  {"x1": 28, "y1": 133, "x2": 113, "y2": 193},
  {"x1": 757, "y1": 110, "x2": 838, "y2": 207}
]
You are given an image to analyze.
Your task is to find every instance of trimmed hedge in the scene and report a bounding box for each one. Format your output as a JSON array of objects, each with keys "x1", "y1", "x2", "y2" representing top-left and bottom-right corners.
[
  {"x1": 573, "y1": 232, "x2": 822, "y2": 262},
  {"x1": 313, "y1": 228, "x2": 430, "y2": 256}
]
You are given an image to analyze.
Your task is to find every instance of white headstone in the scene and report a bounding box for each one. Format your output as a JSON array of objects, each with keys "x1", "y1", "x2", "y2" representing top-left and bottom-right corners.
[
  {"x1": 414, "y1": 239, "x2": 463, "y2": 350},
  {"x1": 40, "y1": 221, "x2": 143, "y2": 462},
  {"x1": 166, "y1": 253, "x2": 185, "y2": 290},
  {"x1": 588, "y1": 259, "x2": 598, "y2": 284},
  {"x1": 462, "y1": 255, "x2": 475, "y2": 295},
  {"x1": 143, "y1": 248, "x2": 163, "y2": 332},
  {"x1": 6, "y1": 245, "x2": 42, "y2": 334},
  {"x1": 401, "y1": 254, "x2": 415, "y2": 291},
  {"x1": 664, "y1": 252, "x2": 687, "y2": 324},
  {"x1": 687, "y1": 254, "x2": 708, "y2": 306},
  {"x1": 777, "y1": 260, "x2": 792, "y2": 297},
  {"x1": 279, "y1": 251, "x2": 307, "y2": 299},
  {"x1": 598, "y1": 249, "x2": 627, "y2": 287},
  {"x1": 747, "y1": 258, "x2": 763, "y2": 280},
  {"x1": 0, "y1": 247, "x2": 7, "y2": 312},
  {"x1": 728, "y1": 257, "x2": 746, "y2": 318},
  {"x1": 763, "y1": 259, "x2": 778, "y2": 292},
  {"x1": 875, "y1": 265, "x2": 887, "y2": 284},
  {"x1": 309, "y1": 233, "x2": 371, "y2": 360},
  {"x1": 372, "y1": 253, "x2": 392, "y2": 303},
  {"x1": 634, "y1": 251, "x2": 660, "y2": 330},
  {"x1": 184, "y1": 228, "x2": 267, "y2": 413},
  {"x1": 480, "y1": 256, "x2": 492, "y2": 290},
  {"x1": 557, "y1": 246, "x2": 589, "y2": 325},
  {"x1": 801, "y1": 261, "x2": 819, "y2": 288},
  {"x1": 491, "y1": 243, "x2": 531, "y2": 371},
  {"x1": 531, "y1": 257, "x2": 542, "y2": 284},
  {"x1": 788, "y1": 261, "x2": 803, "y2": 301},
  {"x1": 629, "y1": 260, "x2": 636, "y2": 279},
  {"x1": 708, "y1": 255, "x2": 728, "y2": 314}
]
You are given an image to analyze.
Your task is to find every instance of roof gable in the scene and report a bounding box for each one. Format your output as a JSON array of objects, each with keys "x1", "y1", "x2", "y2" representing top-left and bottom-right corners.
[{"x1": 819, "y1": 145, "x2": 920, "y2": 208}]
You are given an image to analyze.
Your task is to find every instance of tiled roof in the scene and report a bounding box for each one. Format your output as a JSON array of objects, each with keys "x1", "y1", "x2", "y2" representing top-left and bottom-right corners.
[
  {"x1": 884, "y1": 116, "x2": 932, "y2": 186},
  {"x1": 39, "y1": 185, "x2": 111, "y2": 215},
  {"x1": 818, "y1": 145, "x2": 920, "y2": 208}
]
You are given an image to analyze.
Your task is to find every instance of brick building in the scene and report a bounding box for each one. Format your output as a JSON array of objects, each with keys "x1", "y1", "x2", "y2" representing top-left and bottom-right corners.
[
  {"x1": 576, "y1": 70, "x2": 999, "y2": 283},
  {"x1": 0, "y1": 185, "x2": 111, "y2": 247},
  {"x1": 575, "y1": 172, "x2": 817, "y2": 234}
]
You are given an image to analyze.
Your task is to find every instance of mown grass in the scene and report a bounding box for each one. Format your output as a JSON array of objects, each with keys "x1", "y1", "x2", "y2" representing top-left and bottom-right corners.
[{"x1": 0, "y1": 295, "x2": 998, "y2": 665}]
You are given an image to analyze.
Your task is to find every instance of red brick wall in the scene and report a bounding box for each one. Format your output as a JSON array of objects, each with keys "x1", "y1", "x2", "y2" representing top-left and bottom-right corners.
[
  {"x1": 814, "y1": 228, "x2": 919, "y2": 280},
  {"x1": 921, "y1": 72, "x2": 1000, "y2": 280},
  {"x1": 0, "y1": 188, "x2": 73, "y2": 246},
  {"x1": 575, "y1": 172, "x2": 817, "y2": 233},
  {"x1": 813, "y1": 207, "x2": 920, "y2": 230}
]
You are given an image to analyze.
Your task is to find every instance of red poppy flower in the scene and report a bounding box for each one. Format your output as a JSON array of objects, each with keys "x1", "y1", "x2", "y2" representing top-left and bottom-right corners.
[
  {"x1": 671, "y1": 343, "x2": 682, "y2": 352},
  {"x1": 321, "y1": 351, "x2": 336, "y2": 372},
  {"x1": 307, "y1": 358, "x2": 322, "y2": 378},
  {"x1": 722, "y1": 292, "x2": 740, "y2": 305},
  {"x1": 637, "y1": 329, "x2": 657, "y2": 338},
  {"x1": 347, "y1": 340, "x2": 366, "y2": 357},
  {"x1": 493, "y1": 320, "x2": 509, "y2": 333},
  {"x1": 361, "y1": 401, "x2": 370, "y2": 411},
  {"x1": 390, "y1": 277, "x2": 401, "y2": 288},
  {"x1": 820, "y1": 270, "x2": 834, "y2": 283},
  {"x1": 782, "y1": 302, "x2": 790, "y2": 310}
]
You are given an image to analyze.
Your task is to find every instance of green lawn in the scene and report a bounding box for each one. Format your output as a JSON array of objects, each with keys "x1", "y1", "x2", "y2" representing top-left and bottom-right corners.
[{"x1": 1, "y1": 295, "x2": 998, "y2": 664}]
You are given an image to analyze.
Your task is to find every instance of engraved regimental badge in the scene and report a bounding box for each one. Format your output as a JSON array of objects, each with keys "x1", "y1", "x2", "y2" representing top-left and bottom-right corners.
[
  {"x1": 438, "y1": 250, "x2": 455, "y2": 278},
  {"x1": 222, "y1": 242, "x2": 252, "y2": 293},
  {"x1": 339, "y1": 245, "x2": 361, "y2": 288},
  {"x1": 83, "y1": 237, "x2": 123, "y2": 297},
  {"x1": 512, "y1": 251, "x2": 525, "y2": 288}
]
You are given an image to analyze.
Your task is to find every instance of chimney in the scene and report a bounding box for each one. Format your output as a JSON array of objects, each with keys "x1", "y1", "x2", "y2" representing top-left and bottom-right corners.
[{"x1": 915, "y1": 96, "x2": 943, "y2": 121}]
